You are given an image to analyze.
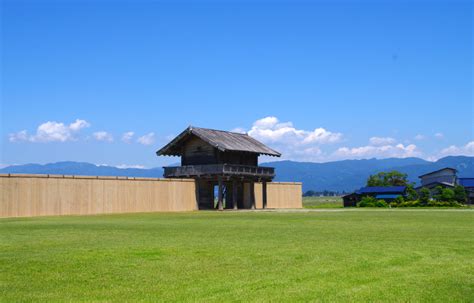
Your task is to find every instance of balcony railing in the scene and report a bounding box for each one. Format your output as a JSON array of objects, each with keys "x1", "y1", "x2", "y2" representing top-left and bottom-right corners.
[{"x1": 163, "y1": 164, "x2": 275, "y2": 178}]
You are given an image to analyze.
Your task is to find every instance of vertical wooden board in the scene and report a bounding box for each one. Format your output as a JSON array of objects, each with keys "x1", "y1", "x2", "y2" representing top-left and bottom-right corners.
[
  {"x1": 261, "y1": 183, "x2": 302, "y2": 209},
  {"x1": 83, "y1": 179, "x2": 93, "y2": 215},
  {"x1": 46, "y1": 178, "x2": 56, "y2": 216},
  {"x1": 254, "y1": 183, "x2": 263, "y2": 209},
  {"x1": 10, "y1": 178, "x2": 18, "y2": 217},
  {"x1": 94, "y1": 179, "x2": 104, "y2": 214},
  {"x1": 101, "y1": 179, "x2": 111, "y2": 214},
  {"x1": 144, "y1": 181, "x2": 153, "y2": 212},
  {"x1": 16, "y1": 178, "x2": 25, "y2": 217},
  {"x1": 29, "y1": 177, "x2": 38, "y2": 216},
  {"x1": 0, "y1": 178, "x2": 13, "y2": 217},
  {"x1": 152, "y1": 181, "x2": 161, "y2": 211},
  {"x1": 85, "y1": 179, "x2": 93, "y2": 215},
  {"x1": 0, "y1": 178, "x2": 5, "y2": 217}
]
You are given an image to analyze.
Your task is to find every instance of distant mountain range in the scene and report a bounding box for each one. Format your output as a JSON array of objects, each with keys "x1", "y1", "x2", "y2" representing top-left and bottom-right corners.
[
  {"x1": 0, "y1": 162, "x2": 164, "y2": 179},
  {"x1": 1, "y1": 156, "x2": 473, "y2": 192},
  {"x1": 268, "y1": 156, "x2": 474, "y2": 192}
]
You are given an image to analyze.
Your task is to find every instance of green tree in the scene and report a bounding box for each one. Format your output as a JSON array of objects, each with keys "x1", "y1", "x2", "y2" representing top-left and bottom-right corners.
[
  {"x1": 367, "y1": 174, "x2": 384, "y2": 186},
  {"x1": 433, "y1": 186, "x2": 444, "y2": 201},
  {"x1": 439, "y1": 188, "x2": 455, "y2": 202},
  {"x1": 453, "y1": 185, "x2": 467, "y2": 204},
  {"x1": 366, "y1": 171, "x2": 409, "y2": 187},
  {"x1": 406, "y1": 184, "x2": 418, "y2": 201},
  {"x1": 419, "y1": 188, "x2": 431, "y2": 205}
]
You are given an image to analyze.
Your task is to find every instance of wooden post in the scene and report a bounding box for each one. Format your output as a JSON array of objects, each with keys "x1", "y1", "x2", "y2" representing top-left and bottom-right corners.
[
  {"x1": 194, "y1": 179, "x2": 200, "y2": 210},
  {"x1": 262, "y1": 181, "x2": 267, "y2": 209},
  {"x1": 250, "y1": 181, "x2": 255, "y2": 210},
  {"x1": 218, "y1": 176, "x2": 224, "y2": 211},
  {"x1": 233, "y1": 179, "x2": 238, "y2": 210}
]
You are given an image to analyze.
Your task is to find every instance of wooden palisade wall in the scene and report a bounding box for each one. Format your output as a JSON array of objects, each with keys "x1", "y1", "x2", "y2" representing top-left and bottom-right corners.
[
  {"x1": 241, "y1": 182, "x2": 302, "y2": 209},
  {"x1": 0, "y1": 175, "x2": 302, "y2": 217},
  {"x1": 254, "y1": 182, "x2": 302, "y2": 209},
  {"x1": 0, "y1": 174, "x2": 197, "y2": 217}
]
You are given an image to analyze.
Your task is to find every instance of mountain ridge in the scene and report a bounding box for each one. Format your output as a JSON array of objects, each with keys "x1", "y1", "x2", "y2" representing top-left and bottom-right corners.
[{"x1": 1, "y1": 156, "x2": 473, "y2": 192}]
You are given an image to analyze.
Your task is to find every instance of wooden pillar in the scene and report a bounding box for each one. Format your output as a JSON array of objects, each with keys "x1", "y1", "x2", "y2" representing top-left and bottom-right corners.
[
  {"x1": 262, "y1": 181, "x2": 267, "y2": 209},
  {"x1": 218, "y1": 176, "x2": 224, "y2": 211},
  {"x1": 250, "y1": 181, "x2": 255, "y2": 210},
  {"x1": 194, "y1": 179, "x2": 200, "y2": 210},
  {"x1": 232, "y1": 179, "x2": 238, "y2": 210}
]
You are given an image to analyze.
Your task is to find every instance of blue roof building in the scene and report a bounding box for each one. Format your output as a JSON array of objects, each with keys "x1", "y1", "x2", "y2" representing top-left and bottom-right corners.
[
  {"x1": 343, "y1": 186, "x2": 407, "y2": 207},
  {"x1": 458, "y1": 178, "x2": 474, "y2": 188}
]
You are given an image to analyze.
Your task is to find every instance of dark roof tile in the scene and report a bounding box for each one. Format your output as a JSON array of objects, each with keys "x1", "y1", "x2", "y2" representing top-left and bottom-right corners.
[
  {"x1": 356, "y1": 186, "x2": 407, "y2": 194},
  {"x1": 156, "y1": 126, "x2": 281, "y2": 157},
  {"x1": 459, "y1": 178, "x2": 474, "y2": 188}
]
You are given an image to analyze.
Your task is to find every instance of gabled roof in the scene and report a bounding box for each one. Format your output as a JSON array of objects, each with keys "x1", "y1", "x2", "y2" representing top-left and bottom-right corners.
[
  {"x1": 418, "y1": 167, "x2": 457, "y2": 178},
  {"x1": 356, "y1": 186, "x2": 407, "y2": 194},
  {"x1": 156, "y1": 126, "x2": 281, "y2": 157},
  {"x1": 459, "y1": 178, "x2": 474, "y2": 188}
]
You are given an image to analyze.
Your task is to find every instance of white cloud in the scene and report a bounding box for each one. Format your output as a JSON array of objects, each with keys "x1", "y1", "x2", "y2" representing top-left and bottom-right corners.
[
  {"x1": 303, "y1": 128, "x2": 343, "y2": 144},
  {"x1": 435, "y1": 132, "x2": 444, "y2": 139},
  {"x1": 247, "y1": 116, "x2": 342, "y2": 145},
  {"x1": 34, "y1": 121, "x2": 73, "y2": 142},
  {"x1": 414, "y1": 134, "x2": 425, "y2": 140},
  {"x1": 230, "y1": 127, "x2": 247, "y2": 134},
  {"x1": 438, "y1": 141, "x2": 474, "y2": 157},
  {"x1": 8, "y1": 130, "x2": 29, "y2": 142},
  {"x1": 369, "y1": 137, "x2": 396, "y2": 146},
  {"x1": 137, "y1": 132, "x2": 155, "y2": 145},
  {"x1": 121, "y1": 131, "x2": 135, "y2": 143},
  {"x1": 115, "y1": 164, "x2": 147, "y2": 169},
  {"x1": 69, "y1": 119, "x2": 90, "y2": 131},
  {"x1": 9, "y1": 119, "x2": 91, "y2": 143},
  {"x1": 333, "y1": 143, "x2": 420, "y2": 159},
  {"x1": 93, "y1": 131, "x2": 114, "y2": 142},
  {"x1": 234, "y1": 116, "x2": 341, "y2": 161}
]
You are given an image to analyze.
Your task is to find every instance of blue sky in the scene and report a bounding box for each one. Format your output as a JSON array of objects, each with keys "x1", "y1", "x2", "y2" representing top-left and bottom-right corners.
[{"x1": 1, "y1": 0, "x2": 473, "y2": 168}]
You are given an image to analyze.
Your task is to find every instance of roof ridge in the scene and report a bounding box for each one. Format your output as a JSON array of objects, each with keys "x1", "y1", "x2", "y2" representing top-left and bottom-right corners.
[
  {"x1": 191, "y1": 126, "x2": 249, "y2": 136},
  {"x1": 418, "y1": 167, "x2": 457, "y2": 178}
]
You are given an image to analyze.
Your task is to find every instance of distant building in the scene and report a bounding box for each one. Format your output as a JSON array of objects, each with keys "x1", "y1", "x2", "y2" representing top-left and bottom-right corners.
[
  {"x1": 343, "y1": 186, "x2": 407, "y2": 207},
  {"x1": 418, "y1": 167, "x2": 457, "y2": 189},
  {"x1": 416, "y1": 167, "x2": 474, "y2": 204}
]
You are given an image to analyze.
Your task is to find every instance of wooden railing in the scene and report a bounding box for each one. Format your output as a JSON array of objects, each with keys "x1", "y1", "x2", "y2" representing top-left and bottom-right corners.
[{"x1": 163, "y1": 164, "x2": 275, "y2": 178}]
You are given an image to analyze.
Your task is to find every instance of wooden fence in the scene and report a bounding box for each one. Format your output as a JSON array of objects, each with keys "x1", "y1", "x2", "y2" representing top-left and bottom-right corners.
[
  {"x1": 256, "y1": 182, "x2": 303, "y2": 209},
  {"x1": 0, "y1": 174, "x2": 302, "y2": 217},
  {"x1": 0, "y1": 174, "x2": 197, "y2": 217}
]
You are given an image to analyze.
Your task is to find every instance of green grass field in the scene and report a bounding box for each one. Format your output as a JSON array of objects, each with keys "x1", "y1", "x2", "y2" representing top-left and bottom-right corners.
[
  {"x1": 303, "y1": 196, "x2": 343, "y2": 208},
  {"x1": 1, "y1": 210, "x2": 473, "y2": 302}
]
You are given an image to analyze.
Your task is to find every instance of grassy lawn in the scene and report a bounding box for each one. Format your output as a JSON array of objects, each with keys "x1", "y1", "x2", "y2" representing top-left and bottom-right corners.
[
  {"x1": 303, "y1": 196, "x2": 344, "y2": 208},
  {"x1": 1, "y1": 210, "x2": 473, "y2": 302}
]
